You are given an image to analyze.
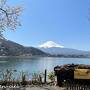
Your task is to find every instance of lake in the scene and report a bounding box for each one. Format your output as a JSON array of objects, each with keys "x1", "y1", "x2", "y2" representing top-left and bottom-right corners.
[{"x1": 0, "y1": 57, "x2": 90, "y2": 79}]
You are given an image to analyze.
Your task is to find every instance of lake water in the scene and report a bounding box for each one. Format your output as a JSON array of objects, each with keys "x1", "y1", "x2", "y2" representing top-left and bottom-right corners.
[{"x1": 0, "y1": 57, "x2": 90, "y2": 79}]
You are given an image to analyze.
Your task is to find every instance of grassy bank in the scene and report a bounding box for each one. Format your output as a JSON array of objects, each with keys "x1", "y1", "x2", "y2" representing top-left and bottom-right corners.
[{"x1": 0, "y1": 69, "x2": 56, "y2": 87}]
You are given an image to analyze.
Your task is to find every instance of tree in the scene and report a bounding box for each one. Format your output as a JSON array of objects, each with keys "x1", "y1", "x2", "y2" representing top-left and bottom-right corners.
[{"x1": 0, "y1": 0, "x2": 22, "y2": 38}]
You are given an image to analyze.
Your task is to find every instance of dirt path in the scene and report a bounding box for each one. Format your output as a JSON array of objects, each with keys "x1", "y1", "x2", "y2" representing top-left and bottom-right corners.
[
  {"x1": 0, "y1": 86, "x2": 66, "y2": 90},
  {"x1": 25, "y1": 86, "x2": 65, "y2": 90}
]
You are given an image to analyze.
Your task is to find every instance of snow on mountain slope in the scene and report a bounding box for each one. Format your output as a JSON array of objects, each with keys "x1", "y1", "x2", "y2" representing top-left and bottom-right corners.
[
  {"x1": 38, "y1": 41, "x2": 90, "y2": 56},
  {"x1": 39, "y1": 41, "x2": 64, "y2": 48}
]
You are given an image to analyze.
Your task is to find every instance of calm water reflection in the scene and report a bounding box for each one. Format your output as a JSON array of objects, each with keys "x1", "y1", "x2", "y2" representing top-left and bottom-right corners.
[{"x1": 0, "y1": 57, "x2": 90, "y2": 74}]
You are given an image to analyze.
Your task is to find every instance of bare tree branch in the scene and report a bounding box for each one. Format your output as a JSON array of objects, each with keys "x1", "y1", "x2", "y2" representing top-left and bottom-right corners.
[{"x1": 0, "y1": 0, "x2": 22, "y2": 38}]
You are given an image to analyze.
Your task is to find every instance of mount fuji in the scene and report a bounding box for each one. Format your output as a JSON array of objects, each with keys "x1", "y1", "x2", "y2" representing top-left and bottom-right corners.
[
  {"x1": 38, "y1": 41, "x2": 90, "y2": 57},
  {"x1": 39, "y1": 41, "x2": 64, "y2": 48}
]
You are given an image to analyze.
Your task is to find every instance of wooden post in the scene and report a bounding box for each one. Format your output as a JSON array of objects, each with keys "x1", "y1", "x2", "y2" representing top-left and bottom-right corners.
[{"x1": 44, "y1": 69, "x2": 47, "y2": 83}]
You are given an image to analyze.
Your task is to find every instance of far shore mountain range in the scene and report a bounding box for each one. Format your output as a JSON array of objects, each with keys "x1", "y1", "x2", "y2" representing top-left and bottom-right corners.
[{"x1": 0, "y1": 38, "x2": 90, "y2": 58}]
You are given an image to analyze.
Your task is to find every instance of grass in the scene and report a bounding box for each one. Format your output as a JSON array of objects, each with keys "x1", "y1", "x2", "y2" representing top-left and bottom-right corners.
[{"x1": 0, "y1": 69, "x2": 56, "y2": 87}]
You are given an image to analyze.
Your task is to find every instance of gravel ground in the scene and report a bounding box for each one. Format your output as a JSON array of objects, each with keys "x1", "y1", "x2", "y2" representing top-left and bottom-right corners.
[
  {"x1": 0, "y1": 86, "x2": 66, "y2": 90},
  {"x1": 26, "y1": 86, "x2": 64, "y2": 90}
]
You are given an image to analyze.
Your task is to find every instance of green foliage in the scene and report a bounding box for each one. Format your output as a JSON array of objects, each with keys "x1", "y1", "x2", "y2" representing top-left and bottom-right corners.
[{"x1": 48, "y1": 72, "x2": 55, "y2": 81}]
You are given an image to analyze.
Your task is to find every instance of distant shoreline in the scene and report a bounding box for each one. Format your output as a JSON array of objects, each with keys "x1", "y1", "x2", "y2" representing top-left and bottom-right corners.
[{"x1": 0, "y1": 55, "x2": 90, "y2": 58}]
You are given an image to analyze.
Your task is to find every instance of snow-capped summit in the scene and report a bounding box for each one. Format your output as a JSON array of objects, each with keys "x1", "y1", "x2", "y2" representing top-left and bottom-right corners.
[
  {"x1": 38, "y1": 41, "x2": 90, "y2": 57},
  {"x1": 39, "y1": 41, "x2": 64, "y2": 48}
]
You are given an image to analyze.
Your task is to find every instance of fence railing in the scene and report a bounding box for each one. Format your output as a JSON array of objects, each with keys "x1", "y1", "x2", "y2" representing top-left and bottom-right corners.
[{"x1": 63, "y1": 84, "x2": 90, "y2": 90}]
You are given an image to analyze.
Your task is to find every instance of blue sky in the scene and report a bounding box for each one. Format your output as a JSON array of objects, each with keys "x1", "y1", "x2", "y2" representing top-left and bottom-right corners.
[{"x1": 3, "y1": 0, "x2": 90, "y2": 51}]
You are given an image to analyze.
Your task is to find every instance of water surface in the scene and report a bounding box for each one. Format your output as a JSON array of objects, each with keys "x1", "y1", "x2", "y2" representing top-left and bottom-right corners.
[{"x1": 0, "y1": 57, "x2": 89, "y2": 73}]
